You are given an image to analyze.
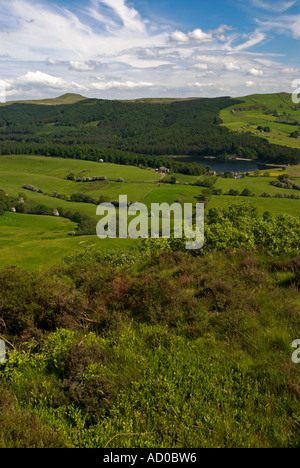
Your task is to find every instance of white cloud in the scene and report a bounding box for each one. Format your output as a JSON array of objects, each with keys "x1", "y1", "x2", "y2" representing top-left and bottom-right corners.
[
  {"x1": 259, "y1": 14, "x2": 300, "y2": 39},
  {"x1": 5, "y1": 71, "x2": 87, "y2": 97},
  {"x1": 0, "y1": 0, "x2": 299, "y2": 100},
  {"x1": 0, "y1": 79, "x2": 8, "y2": 103},
  {"x1": 189, "y1": 82, "x2": 216, "y2": 88},
  {"x1": 249, "y1": 68, "x2": 264, "y2": 76},
  {"x1": 188, "y1": 29, "x2": 213, "y2": 42},
  {"x1": 251, "y1": 0, "x2": 297, "y2": 13},
  {"x1": 246, "y1": 81, "x2": 255, "y2": 87},
  {"x1": 225, "y1": 62, "x2": 241, "y2": 71},
  {"x1": 97, "y1": 0, "x2": 146, "y2": 33},
  {"x1": 0, "y1": 0, "x2": 167, "y2": 61},
  {"x1": 90, "y1": 80, "x2": 153, "y2": 90},
  {"x1": 192, "y1": 63, "x2": 209, "y2": 70},
  {"x1": 17, "y1": 71, "x2": 74, "y2": 88},
  {"x1": 69, "y1": 61, "x2": 100, "y2": 72},
  {"x1": 235, "y1": 30, "x2": 266, "y2": 51},
  {"x1": 47, "y1": 58, "x2": 65, "y2": 66},
  {"x1": 170, "y1": 28, "x2": 213, "y2": 43},
  {"x1": 283, "y1": 67, "x2": 298, "y2": 73},
  {"x1": 170, "y1": 30, "x2": 190, "y2": 43}
]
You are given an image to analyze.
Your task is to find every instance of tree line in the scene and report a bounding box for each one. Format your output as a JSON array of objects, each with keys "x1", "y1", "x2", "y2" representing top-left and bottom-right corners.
[{"x1": 1, "y1": 97, "x2": 300, "y2": 166}]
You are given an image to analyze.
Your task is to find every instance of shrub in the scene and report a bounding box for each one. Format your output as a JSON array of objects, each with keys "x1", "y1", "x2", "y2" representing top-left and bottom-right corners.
[
  {"x1": 227, "y1": 188, "x2": 240, "y2": 196},
  {"x1": 61, "y1": 343, "x2": 113, "y2": 424},
  {"x1": 0, "y1": 387, "x2": 70, "y2": 448},
  {"x1": 0, "y1": 268, "x2": 87, "y2": 337},
  {"x1": 0, "y1": 189, "x2": 10, "y2": 215}
]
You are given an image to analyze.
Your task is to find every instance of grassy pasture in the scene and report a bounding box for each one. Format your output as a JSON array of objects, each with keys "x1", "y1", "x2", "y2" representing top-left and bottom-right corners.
[
  {"x1": 0, "y1": 155, "x2": 160, "y2": 182},
  {"x1": 163, "y1": 172, "x2": 203, "y2": 185},
  {"x1": 0, "y1": 155, "x2": 163, "y2": 218},
  {"x1": 287, "y1": 164, "x2": 300, "y2": 177},
  {"x1": 215, "y1": 175, "x2": 300, "y2": 197},
  {"x1": 220, "y1": 93, "x2": 300, "y2": 149},
  {"x1": 1, "y1": 154, "x2": 300, "y2": 270},
  {"x1": 209, "y1": 195, "x2": 300, "y2": 217},
  {"x1": 0, "y1": 212, "x2": 135, "y2": 270},
  {"x1": 142, "y1": 183, "x2": 202, "y2": 206}
]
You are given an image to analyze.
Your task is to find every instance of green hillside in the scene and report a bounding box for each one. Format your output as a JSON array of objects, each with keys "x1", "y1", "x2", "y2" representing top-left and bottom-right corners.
[
  {"x1": 0, "y1": 94, "x2": 299, "y2": 449},
  {"x1": 1, "y1": 154, "x2": 300, "y2": 270},
  {"x1": 220, "y1": 93, "x2": 300, "y2": 149},
  {"x1": 1, "y1": 94, "x2": 300, "y2": 166}
]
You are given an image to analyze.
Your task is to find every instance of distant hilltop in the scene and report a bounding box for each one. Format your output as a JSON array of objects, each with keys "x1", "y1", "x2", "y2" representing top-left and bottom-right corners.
[
  {"x1": 0, "y1": 93, "x2": 87, "y2": 106},
  {"x1": 0, "y1": 91, "x2": 294, "y2": 107},
  {"x1": 0, "y1": 93, "x2": 210, "y2": 106}
]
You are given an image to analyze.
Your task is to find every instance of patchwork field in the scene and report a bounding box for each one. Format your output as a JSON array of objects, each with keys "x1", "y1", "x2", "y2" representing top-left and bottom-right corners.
[
  {"x1": 1, "y1": 154, "x2": 300, "y2": 269},
  {"x1": 209, "y1": 195, "x2": 300, "y2": 217},
  {"x1": 215, "y1": 175, "x2": 300, "y2": 197},
  {"x1": 220, "y1": 93, "x2": 300, "y2": 149}
]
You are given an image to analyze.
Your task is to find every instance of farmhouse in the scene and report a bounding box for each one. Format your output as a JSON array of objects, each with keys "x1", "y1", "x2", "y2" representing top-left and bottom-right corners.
[{"x1": 156, "y1": 166, "x2": 170, "y2": 175}]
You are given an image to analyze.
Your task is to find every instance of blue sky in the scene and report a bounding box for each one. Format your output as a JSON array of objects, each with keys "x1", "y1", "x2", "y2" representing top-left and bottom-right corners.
[{"x1": 0, "y1": 0, "x2": 299, "y2": 101}]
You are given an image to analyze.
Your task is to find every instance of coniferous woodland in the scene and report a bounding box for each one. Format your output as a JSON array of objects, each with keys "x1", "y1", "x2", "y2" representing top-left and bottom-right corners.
[{"x1": 1, "y1": 97, "x2": 300, "y2": 168}]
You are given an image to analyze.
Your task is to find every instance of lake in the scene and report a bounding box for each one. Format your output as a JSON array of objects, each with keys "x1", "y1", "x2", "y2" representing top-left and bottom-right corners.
[
  {"x1": 199, "y1": 158, "x2": 260, "y2": 173},
  {"x1": 174, "y1": 156, "x2": 282, "y2": 173}
]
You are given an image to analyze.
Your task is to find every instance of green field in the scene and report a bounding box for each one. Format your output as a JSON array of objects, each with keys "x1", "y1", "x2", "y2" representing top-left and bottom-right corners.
[
  {"x1": 220, "y1": 93, "x2": 300, "y2": 149},
  {"x1": 1, "y1": 154, "x2": 300, "y2": 270},
  {"x1": 0, "y1": 155, "x2": 201, "y2": 269},
  {"x1": 0, "y1": 211, "x2": 136, "y2": 270},
  {"x1": 0, "y1": 154, "x2": 162, "y2": 216},
  {"x1": 209, "y1": 195, "x2": 300, "y2": 217},
  {"x1": 0, "y1": 154, "x2": 161, "y2": 182},
  {"x1": 215, "y1": 176, "x2": 300, "y2": 197},
  {"x1": 0, "y1": 155, "x2": 163, "y2": 269},
  {"x1": 0, "y1": 153, "x2": 300, "y2": 449}
]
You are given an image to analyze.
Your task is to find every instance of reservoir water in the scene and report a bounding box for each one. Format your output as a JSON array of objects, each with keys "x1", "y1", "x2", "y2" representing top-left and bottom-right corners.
[
  {"x1": 199, "y1": 158, "x2": 260, "y2": 173},
  {"x1": 175, "y1": 157, "x2": 282, "y2": 173}
]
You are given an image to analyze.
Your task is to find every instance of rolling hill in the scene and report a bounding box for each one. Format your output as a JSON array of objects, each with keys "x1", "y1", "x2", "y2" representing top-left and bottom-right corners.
[
  {"x1": 0, "y1": 93, "x2": 86, "y2": 107},
  {"x1": 220, "y1": 92, "x2": 300, "y2": 149},
  {"x1": 1, "y1": 93, "x2": 300, "y2": 166}
]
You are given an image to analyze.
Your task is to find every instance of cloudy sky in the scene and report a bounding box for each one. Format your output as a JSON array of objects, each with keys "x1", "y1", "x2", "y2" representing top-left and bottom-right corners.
[{"x1": 0, "y1": 0, "x2": 299, "y2": 101}]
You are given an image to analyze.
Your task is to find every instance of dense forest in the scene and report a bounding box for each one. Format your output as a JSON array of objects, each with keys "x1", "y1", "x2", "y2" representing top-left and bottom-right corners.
[{"x1": 1, "y1": 97, "x2": 300, "y2": 167}]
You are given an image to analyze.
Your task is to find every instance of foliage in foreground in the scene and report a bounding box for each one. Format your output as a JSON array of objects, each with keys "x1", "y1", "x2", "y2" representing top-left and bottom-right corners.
[
  {"x1": 0, "y1": 246, "x2": 299, "y2": 448},
  {"x1": 64, "y1": 201, "x2": 300, "y2": 261}
]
